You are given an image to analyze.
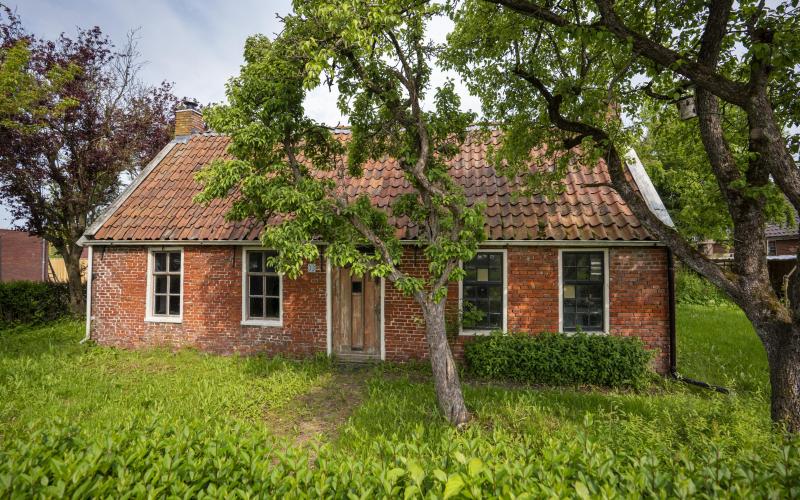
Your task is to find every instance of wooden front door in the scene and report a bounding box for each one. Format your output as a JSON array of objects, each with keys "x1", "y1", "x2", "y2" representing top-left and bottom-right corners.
[{"x1": 331, "y1": 267, "x2": 381, "y2": 359}]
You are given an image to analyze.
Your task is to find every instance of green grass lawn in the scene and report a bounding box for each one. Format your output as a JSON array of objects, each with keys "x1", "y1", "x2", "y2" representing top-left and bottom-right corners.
[{"x1": 1, "y1": 306, "x2": 798, "y2": 497}]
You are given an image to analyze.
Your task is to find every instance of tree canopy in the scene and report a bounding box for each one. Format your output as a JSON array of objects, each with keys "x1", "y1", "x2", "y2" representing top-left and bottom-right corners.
[
  {"x1": 447, "y1": 0, "x2": 800, "y2": 430},
  {"x1": 196, "y1": 0, "x2": 485, "y2": 425},
  {"x1": 0, "y1": 5, "x2": 177, "y2": 311}
]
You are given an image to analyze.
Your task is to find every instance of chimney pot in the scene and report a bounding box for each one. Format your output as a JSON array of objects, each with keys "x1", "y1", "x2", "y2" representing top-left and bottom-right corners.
[{"x1": 174, "y1": 98, "x2": 205, "y2": 137}]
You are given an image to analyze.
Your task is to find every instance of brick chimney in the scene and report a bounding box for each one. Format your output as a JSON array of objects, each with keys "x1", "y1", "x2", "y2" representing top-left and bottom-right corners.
[{"x1": 174, "y1": 98, "x2": 205, "y2": 137}]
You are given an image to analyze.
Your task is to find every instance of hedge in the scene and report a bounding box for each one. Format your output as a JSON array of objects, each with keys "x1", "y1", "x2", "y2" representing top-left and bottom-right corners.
[
  {"x1": 1, "y1": 417, "x2": 798, "y2": 498},
  {"x1": 464, "y1": 332, "x2": 652, "y2": 388},
  {"x1": 676, "y1": 267, "x2": 732, "y2": 306},
  {"x1": 0, "y1": 281, "x2": 73, "y2": 326}
]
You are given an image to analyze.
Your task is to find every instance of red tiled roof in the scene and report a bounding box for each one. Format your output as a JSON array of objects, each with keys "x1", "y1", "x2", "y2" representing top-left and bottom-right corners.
[{"x1": 90, "y1": 131, "x2": 653, "y2": 242}]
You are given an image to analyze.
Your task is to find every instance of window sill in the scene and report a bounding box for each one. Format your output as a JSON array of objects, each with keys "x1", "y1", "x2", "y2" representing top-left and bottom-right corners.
[
  {"x1": 563, "y1": 330, "x2": 608, "y2": 336},
  {"x1": 241, "y1": 319, "x2": 282, "y2": 328},
  {"x1": 459, "y1": 329, "x2": 499, "y2": 337},
  {"x1": 145, "y1": 316, "x2": 182, "y2": 324}
]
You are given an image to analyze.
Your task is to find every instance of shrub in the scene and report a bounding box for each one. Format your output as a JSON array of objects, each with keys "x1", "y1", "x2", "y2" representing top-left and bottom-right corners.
[
  {"x1": 1, "y1": 416, "x2": 798, "y2": 498},
  {"x1": 0, "y1": 281, "x2": 73, "y2": 326},
  {"x1": 676, "y1": 267, "x2": 732, "y2": 306},
  {"x1": 464, "y1": 332, "x2": 652, "y2": 388}
]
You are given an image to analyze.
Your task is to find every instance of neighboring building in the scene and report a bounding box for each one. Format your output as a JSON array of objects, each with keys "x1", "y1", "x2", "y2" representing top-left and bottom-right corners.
[
  {"x1": 0, "y1": 229, "x2": 48, "y2": 282},
  {"x1": 765, "y1": 217, "x2": 799, "y2": 257},
  {"x1": 79, "y1": 106, "x2": 675, "y2": 373}
]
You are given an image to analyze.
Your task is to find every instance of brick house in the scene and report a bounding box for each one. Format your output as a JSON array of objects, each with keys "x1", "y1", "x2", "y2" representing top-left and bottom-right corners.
[
  {"x1": 79, "y1": 105, "x2": 676, "y2": 373},
  {"x1": 0, "y1": 229, "x2": 48, "y2": 282}
]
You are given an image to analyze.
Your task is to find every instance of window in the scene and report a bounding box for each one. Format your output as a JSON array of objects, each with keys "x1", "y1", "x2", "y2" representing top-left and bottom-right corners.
[
  {"x1": 561, "y1": 251, "x2": 606, "y2": 332},
  {"x1": 148, "y1": 249, "x2": 182, "y2": 321},
  {"x1": 768, "y1": 240, "x2": 777, "y2": 256},
  {"x1": 462, "y1": 251, "x2": 505, "y2": 331},
  {"x1": 243, "y1": 250, "x2": 281, "y2": 324}
]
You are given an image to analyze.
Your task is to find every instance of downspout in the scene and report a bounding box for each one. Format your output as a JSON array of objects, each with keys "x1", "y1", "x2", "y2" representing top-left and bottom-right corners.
[
  {"x1": 667, "y1": 248, "x2": 730, "y2": 394},
  {"x1": 80, "y1": 245, "x2": 93, "y2": 344}
]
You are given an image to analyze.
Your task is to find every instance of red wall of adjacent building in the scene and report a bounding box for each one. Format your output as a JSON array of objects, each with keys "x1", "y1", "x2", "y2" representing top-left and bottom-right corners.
[
  {"x1": 0, "y1": 229, "x2": 47, "y2": 282},
  {"x1": 89, "y1": 244, "x2": 670, "y2": 373}
]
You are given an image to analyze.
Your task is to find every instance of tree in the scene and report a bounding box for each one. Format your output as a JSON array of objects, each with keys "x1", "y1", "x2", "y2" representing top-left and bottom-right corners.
[
  {"x1": 0, "y1": 5, "x2": 177, "y2": 313},
  {"x1": 447, "y1": 0, "x2": 800, "y2": 429},
  {"x1": 195, "y1": 0, "x2": 482, "y2": 425}
]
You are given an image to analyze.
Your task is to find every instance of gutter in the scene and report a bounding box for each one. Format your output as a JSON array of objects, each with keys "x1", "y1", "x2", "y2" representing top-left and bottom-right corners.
[
  {"x1": 80, "y1": 246, "x2": 93, "y2": 344},
  {"x1": 666, "y1": 248, "x2": 730, "y2": 394}
]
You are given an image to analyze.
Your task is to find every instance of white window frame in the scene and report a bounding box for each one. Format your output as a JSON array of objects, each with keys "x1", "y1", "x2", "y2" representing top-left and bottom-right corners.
[
  {"x1": 241, "y1": 247, "x2": 283, "y2": 327},
  {"x1": 458, "y1": 249, "x2": 508, "y2": 336},
  {"x1": 145, "y1": 247, "x2": 184, "y2": 323},
  {"x1": 558, "y1": 248, "x2": 610, "y2": 334}
]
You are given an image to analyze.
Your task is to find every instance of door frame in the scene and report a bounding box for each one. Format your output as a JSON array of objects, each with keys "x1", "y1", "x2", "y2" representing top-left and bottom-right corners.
[{"x1": 326, "y1": 258, "x2": 385, "y2": 360}]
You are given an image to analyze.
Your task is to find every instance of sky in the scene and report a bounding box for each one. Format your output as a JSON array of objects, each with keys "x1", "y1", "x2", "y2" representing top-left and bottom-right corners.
[{"x1": 0, "y1": 0, "x2": 482, "y2": 228}]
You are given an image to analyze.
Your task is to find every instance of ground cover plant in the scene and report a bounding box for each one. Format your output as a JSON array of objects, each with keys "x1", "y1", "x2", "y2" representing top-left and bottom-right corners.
[{"x1": 1, "y1": 307, "x2": 798, "y2": 497}]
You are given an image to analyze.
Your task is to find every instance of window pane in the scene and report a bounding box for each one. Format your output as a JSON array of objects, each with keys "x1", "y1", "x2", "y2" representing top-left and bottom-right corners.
[
  {"x1": 249, "y1": 275, "x2": 263, "y2": 296},
  {"x1": 562, "y1": 252, "x2": 605, "y2": 331},
  {"x1": 169, "y1": 252, "x2": 181, "y2": 273},
  {"x1": 477, "y1": 285, "x2": 489, "y2": 299},
  {"x1": 169, "y1": 295, "x2": 180, "y2": 315},
  {"x1": 154, "y1": 295, "x2": 166, "y2": 315},
  {"x1": 265, "y1": 298, "x2": 280, "y2": 318},
  {"x1": 169, "y1": 275, "x2": 180, "y2": 294},
  {"x1": 265, "y1": 276, "x2": 280, "y2": 297},
  {"x1": 155, "y1": 275, "x2": 167, "y2": 294},
  {"x1": 154, "y1": 253, "x2": 167, "y2": 272},
  {"x1": 248, "y1": 252, "x2": 263, "y2": 273},
  {"x1": 249, "y1": 297, "x2": 264, "y2": 318}
]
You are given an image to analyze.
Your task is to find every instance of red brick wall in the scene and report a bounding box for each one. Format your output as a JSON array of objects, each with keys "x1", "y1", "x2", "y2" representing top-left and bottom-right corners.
[
  {"x1": 90, "y1": 244, "x2": 670, "y2": 373},
  {"x1": 91, "y1": 246, "x2": 327, "y2": 355},
  {"x1": 0, "y1": 230, "x2": 47, "y2": 282}
]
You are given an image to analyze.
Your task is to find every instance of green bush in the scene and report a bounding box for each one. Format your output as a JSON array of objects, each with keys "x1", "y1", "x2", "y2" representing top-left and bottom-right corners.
[
  {"x1": 464, "y1": 332, "x2": 652, "y2": 388},
  {"x1": 0, "y1": 281, "x2": 73, "y2": 326},
  {"x1": 1, "y1": 416, "x2": 798, "y2": 498},
  {"x1": 676, "y1": 267, "x2": 732, "y2": 306}
]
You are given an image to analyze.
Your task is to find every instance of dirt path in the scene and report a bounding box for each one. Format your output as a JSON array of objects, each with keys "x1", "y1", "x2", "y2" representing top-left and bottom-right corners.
[{"x1": 264, "y1": 366, "x2": 368, "y2": 446}]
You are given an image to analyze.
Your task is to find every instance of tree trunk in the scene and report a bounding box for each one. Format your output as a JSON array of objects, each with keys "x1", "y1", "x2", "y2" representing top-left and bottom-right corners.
[
  {"x1": 762, "y1": 326, "x2": 800, "y2": 433},
  {"x1": 420, "y1": 298, "x2": 470, "y2": 426},
  {"x1": 61, "y1": 245, "x2": 85, "y2": 316}
]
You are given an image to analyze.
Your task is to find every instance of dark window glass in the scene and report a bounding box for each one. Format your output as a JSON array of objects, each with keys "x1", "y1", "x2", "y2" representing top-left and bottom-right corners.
[
  {"x1": 151, "y1": 251, "x2": 181, "y2": 317},
  {"x1": 155, "y1": 253, "x2": 167, "y2": 272},
  {"x1": 169, "y1": 252, "x2": 181, "y2": 272},
  {"x1": 155, "y1": 275, "x2": 167, "y2": 294},
  {"x1": 768, "y1": 240, "x2": 777, "y2": 256},
  {"x1": 246, "y1": 251, "x2": 280, "y2": 320},
  {"x1": 154, "y1": 295, "x2": 166, "y2": 315},
  {"x1": 249, "y1": 297, "x2": 264, "y2": 317},
  {"x1": 463, "y1": 252, "x2": 504, "y2": 330},
  {"x1": 562, "y1": 252, "x2": 604, "y2": 332},
  {"x1": 169, "y1": 295, "x2": 180, "y2": 315},
  {"x1": 352, "y1": 281, "x2": 362, "y2": 293},
  {"x1": 249, "y1": 275, "x2": 263, "y2": 296}
]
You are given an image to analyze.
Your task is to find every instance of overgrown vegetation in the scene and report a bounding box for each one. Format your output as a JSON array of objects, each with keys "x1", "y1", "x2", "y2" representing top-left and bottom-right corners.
[
  {"x1": 676, "y1": 267, "x2": 732, "y2": 307},
  {"x1": 1, "y1": 307, "x2": 797, "y2": 496},
  {"x1": 464, "y1": 332, "x2": 651, "y2": 388},
  {"x1": 0, "y1": 281, "x2": 72, "y2": 326}
]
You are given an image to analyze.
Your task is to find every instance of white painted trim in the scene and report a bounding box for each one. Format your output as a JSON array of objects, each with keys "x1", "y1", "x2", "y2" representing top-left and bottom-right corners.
[
  {"x1": 380, "y1": 277, "x2": 386, "y2": 361},
  {"x1": 144, "y1": 247, "x2": 184, "y2": 323},
  {"x1": 240, "y1": 247, "x2": 283, "y2": 327},
  {"x1": 80, "y1": 246, "x2": 93, "y2": 343},
  {"x1": 83, "y1": 140, "x2": 179, "y2": 239},
  {"x1": 558, "y1": 248, "x2": 610, "y2": 334},
  {"x1": 459, "y1": 249, "x2": 508, "y2": 336},
  {"x1": 78, "y1": 238, "x2": 666, "y2": 248},
  {"x1": 624, "y1": 148, "x2": 674, "y2": 227},
  {"x1": 326, "y1": 258, "x2": 332, "y2": 356}
]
